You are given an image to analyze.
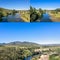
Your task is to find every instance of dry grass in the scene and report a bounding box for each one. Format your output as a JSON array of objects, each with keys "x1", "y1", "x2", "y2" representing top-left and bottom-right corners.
[
  {"x1": 19, "y1": 11, "x2": 30, "y2": 22},
  {"x1": 49, "y1": 12, "x2": 60, "y2": 22}
]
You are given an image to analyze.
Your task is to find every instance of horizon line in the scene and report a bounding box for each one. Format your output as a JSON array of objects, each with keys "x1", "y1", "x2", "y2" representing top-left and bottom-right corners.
[
  {"x1": 1, "y1": 7, "x2": 60, "y2": 10},
  {"x1": 0, "y1": 41, "x2": 60, "y2": 45},
  {"x1": 0, "y1": 7, "x2": 29, "y2": 10}
]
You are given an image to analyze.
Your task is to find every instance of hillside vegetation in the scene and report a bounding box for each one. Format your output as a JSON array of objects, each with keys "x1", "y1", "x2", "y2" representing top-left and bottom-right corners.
[
  {"x1": 0, "y1": 42, "x2": 60, "y2": 60},
  {"x1": 0, "y1": 41, "x2": 41, "y2": 60}
]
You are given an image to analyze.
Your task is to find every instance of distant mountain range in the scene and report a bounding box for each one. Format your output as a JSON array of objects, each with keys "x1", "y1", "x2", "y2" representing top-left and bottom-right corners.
[
  {"x1": 0, "y1": 41, "x2": 60, "y2": 47},
  {"x1": 42, "y1": 44, "x2": 60, "y2": 47},
  {"x1": 0, "y1": 7, "x2": 29, "y2": 11},
  {"x1": 0, "y1": 41, "x2": 41, "y2": 47}
]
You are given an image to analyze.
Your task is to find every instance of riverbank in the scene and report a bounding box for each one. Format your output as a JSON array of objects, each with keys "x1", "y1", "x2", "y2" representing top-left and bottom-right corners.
[
  {"x1": 38, "y1": 55, "x2": 49, "y2": 60},
  {"x1": 31, "y1": 54, "x2": 49, "y2": 60},
  {"x1": 0, "y1": 8, "x2": 30, "y2": 22},
  {"x1": 40, "y1": 14, "x2": 52, "y2": 22},
  {"x1": 19, "y1": 10, "x2": 30, "y2": 22},
  {"x1": 36, "y1": 14, "x2": 52, "y2": 22},
  {"x1": 49, "y1": 13, "x2": 60, "y2": 22},
  {"x1": 20, "y1": 13, "x2": 30, "y2": 22}
]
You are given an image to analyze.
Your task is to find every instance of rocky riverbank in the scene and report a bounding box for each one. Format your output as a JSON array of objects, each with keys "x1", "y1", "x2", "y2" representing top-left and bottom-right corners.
[{"x1": 38, "y1": 55, "x2": 49, "y2": 60}]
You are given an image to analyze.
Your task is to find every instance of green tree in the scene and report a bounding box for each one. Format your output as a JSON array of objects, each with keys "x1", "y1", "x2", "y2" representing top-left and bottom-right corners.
[
  {"x1": 23, "y1": 50, "x2": 32, "y2": 57},
  {"x1": 0, "y1": 12, "x2": 4, "y2": 21},
  {"x1": 12, "y1": 9, "x2": 18, "y2": 15}
]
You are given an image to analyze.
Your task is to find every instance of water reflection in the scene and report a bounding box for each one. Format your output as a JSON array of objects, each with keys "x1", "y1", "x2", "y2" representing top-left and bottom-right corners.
[
  {"x1": 40, "y1": 14, "x2": 52, "y2": 22},
  {"x1": 2, "y1": 13, "x2": 22, "y2": 22},
  {"x1": 24, "y1": 56, "x2": 32, "y2": 60},
  {"x1": 2, "y1": 17, "x2": 7, "y2": 22}
]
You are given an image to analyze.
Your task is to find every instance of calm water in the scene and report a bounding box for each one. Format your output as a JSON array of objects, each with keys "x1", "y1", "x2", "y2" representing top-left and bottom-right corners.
[
  {"x1": 2, "y1": 13, "x2": 22, "y2": 22},
  {"x1": 40, "y1": 13, "x2": 52, "y2": 22},
  {"x1": 24, "y1": 56, "x2": 32, "y2": 60}
]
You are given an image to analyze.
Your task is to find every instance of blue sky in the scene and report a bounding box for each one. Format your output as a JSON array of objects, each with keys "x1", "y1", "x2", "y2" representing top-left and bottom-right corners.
[
  {"x1": 31, "y1": 0, "x2": 60, "y2": 10},
  {"x1": 0, "y1": 23, "x2": 60, "y2": 44},
  {"x1": 0, "y1": 0, "x2": 60, "y2": 10},
  {"x1": 0, "y1": 0, "x2": 29, "y2": 10}
]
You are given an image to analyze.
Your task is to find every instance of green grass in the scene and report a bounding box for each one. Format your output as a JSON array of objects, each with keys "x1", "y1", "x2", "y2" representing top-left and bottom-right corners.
[{"x1": 49, "y1": 55, "x2": 60, "y2": 60}]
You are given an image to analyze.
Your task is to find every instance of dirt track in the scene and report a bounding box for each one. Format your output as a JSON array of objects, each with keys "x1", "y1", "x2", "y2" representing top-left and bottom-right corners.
[{"x1": 38, "y1": 55, "x2": 49, "y2": 60}]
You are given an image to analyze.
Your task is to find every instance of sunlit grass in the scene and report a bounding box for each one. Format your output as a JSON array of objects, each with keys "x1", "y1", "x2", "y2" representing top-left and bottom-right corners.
[
  {"x1": 49, "y1": 12, "x2": 60, "y2": 17},
  {"x1": 49, "y1": 55, "x2": 60, "y2": 60},
  {"x1": 20, "y1": 11, "x2": 30, "y2": 22},
  {"x1": 21, "y1": 14, "x2": 30, "y2": 22}
]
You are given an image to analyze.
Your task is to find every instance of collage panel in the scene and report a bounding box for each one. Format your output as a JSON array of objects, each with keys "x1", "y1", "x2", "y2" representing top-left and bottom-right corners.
[
  {"x1": 0, "y1": 0, "x2": 30, "y2": 22},
  {"x1": 0, "y1": 0, "x2": 60, "y2": 60},
  {"x1": 0, "y1": 0, "x2": 60, "y2": 22},
  {"x1": 0, "y1": 23, "x2": 60, "y2": 60},
  {"x1": 30, "y1": 0, "x2": 60, "y2": 22}
]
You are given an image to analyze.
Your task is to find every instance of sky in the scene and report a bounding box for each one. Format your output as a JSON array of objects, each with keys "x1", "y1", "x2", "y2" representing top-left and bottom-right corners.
[
  {"x1": 31, "y1": 0, "x2": 60, "y2": 10},
  {"x1": 0, "y1": 23, "x2": 60, "y2": 44},
  {"x1": 0, "y1": 0, "x2": 29, "y2": 10},
  {"x1": 0, "y1": 0, "x2": 60, "y2": 10}
]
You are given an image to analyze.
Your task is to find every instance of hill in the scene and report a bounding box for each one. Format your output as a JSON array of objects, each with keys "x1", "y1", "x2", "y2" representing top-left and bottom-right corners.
[{"x1": 0, "y1": 41, "x2": 41, "y2": 48}]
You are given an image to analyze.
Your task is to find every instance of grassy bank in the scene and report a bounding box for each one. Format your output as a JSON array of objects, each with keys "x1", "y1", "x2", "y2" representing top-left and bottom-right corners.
[{"x1": 49, "y1": 12, "x2": 60, "y2": 22}]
